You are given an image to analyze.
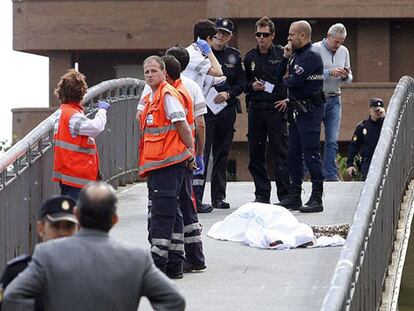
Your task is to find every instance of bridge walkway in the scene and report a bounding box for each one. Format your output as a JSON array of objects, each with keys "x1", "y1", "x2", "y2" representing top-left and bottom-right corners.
[{"x1": 111, "y1": 181, "x2": 363, "y2": 311}]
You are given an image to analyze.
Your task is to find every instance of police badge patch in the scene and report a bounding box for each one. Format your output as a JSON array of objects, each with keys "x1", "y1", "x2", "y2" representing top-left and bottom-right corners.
[
  {"x1": 294, "y1": 64, "x2": 304, "y2": 75},
  {"x1": 251, "y1": 61, "x2": 255, "y2": 71},
  {"x1": 228, "y1": 54, "x2": 237, "y2": 65},
  {"x1": 363, "y1": 128, "x2": 367, "y2": 135}
]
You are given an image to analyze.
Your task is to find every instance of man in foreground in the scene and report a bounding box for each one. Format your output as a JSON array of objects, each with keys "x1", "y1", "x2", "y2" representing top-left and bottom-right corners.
[{"x1": 2, "y1": 182, "x2": 186, "y2": 311}]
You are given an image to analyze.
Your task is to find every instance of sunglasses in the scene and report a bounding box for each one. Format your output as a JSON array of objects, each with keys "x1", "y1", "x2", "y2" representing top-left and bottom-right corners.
[{"x1": 255, "y1": 32, "x2": 272, "y2": 38}]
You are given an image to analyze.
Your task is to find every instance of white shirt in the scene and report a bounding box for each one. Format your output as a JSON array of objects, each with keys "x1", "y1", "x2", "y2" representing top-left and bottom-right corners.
[
  {"x1": 140, "y1": 88, "x2": 186, "y2": 123},
  {"x1": 138, "y1": 76, "x2": 207, "y2": 118},
  {"x1": 181, "y1": 75, "x2": 207, "y2": 117},
  {"x1": 54, "y1": 108, "x2": 107, "y2": 138},
  {"x1": 182, "y1": 43, "x2": 212, "y2": 97}
]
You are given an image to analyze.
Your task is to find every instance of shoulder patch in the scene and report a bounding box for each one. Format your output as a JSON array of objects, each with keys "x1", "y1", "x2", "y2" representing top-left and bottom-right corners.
[
  {"x1": 227, "y1": 46, "x2": 241, "y2": 54},
  {"x1": 6, "y1": 254, "x2": 31, "y2": 267}
]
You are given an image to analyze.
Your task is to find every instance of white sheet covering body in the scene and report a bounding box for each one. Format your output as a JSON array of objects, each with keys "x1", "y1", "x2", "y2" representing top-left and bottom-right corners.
[{"x1": 207, "y1": 203, "x2": 345, "y2": 250}]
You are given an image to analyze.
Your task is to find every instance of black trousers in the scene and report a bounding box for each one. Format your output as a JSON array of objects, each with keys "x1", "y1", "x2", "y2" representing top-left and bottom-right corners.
[
  {"x1": 59, "y1": 183, "x2": 81, "y2": 201},
  {"x1": 247, "y1": 108, "x2": 290, "y2": 202},
  {"x1": 287, "y1": 103, "x2": 325, "y2": 185},
  {"x1": 180, "y1": 168, "x2": 205, "y2": 266},
  {"x1": 147, "y1": 164, "x2": 185, "y2": 274},
  {"x1": 193, "y1": 106, "x2": 236, "y2": 207}
]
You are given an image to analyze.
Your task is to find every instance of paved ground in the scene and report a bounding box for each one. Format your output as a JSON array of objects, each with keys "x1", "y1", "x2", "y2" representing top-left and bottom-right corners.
[{"x1": 111, "y1": 181, "x2": 363, "y2": 311}]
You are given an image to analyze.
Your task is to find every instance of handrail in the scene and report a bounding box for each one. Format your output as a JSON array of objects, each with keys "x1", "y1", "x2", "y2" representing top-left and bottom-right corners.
[
  {"x1": 321, "y1": 76, "x2": 414, "y2": 310},
  {"x1": 0, "y1": 78, "x2": 142, "y2": 185}
]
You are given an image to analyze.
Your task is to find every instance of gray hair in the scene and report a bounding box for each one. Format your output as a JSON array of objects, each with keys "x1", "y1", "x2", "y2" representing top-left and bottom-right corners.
[{"x1": 328, "y1": 23, "x2": 347, "y2": 38}]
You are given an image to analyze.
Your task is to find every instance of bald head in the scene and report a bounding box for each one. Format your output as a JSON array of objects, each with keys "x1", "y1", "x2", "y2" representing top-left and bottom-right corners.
[
  {"x1": 77, "y1": 182, "x2": 118, "y2": 232},
  {"x1": 288, "y1": 20, "x2": 312, "y2": 50},
  {"x1": 293, "y1": 20, "x2": 312, "y2": 40}
]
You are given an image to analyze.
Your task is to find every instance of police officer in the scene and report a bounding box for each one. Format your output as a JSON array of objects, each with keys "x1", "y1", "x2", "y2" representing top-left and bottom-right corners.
[
  {"x1": 275, "y1": 20, "x2": 325, "y2": 213},
  {"x1": 243, "y1": 16, "x2": 289, "y2": 204},
  {"x1": 0, "y1": 196, "x2": 78, "y2": 311},
  {"x1": 346, "y1": 98, "x2": 386, "y2": 181},
  {"x1": 192, "y1": 18, "x2": 245, "y2": 211}
]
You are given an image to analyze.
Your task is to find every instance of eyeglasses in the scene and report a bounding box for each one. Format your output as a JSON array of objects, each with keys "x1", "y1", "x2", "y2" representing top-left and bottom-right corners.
[{"x1": 255, "y1": 32, "x2": 272, "y2": 38}]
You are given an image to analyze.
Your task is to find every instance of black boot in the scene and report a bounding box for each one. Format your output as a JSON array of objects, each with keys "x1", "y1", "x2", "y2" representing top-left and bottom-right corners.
[
  {"x1": 275, "y1": 184, "x2": 302, "y2": 210},
  {"x1": 300, "y1": 182, "x2": 324, "y2": 213}
]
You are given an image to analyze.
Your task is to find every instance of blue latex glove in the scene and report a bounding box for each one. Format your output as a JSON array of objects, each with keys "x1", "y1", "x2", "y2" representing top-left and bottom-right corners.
[
  {"x1": 194, "y1": 155, "x2": 205, "y2": 175},
  {"x1": 196, "y1": 37, "x2": 212, "y2": 55},
  {"x1": 98, "y1": 100, "x2": 111, "y2": 110}
]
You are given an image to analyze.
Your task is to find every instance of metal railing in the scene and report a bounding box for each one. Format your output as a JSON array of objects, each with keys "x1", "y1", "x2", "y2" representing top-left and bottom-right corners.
[
  {"x1": 321, "y1": 76, "x2": 414, "y2": 310},
  {"x1": 0, "y1": 78, "x2": 145, "y2": 268}
]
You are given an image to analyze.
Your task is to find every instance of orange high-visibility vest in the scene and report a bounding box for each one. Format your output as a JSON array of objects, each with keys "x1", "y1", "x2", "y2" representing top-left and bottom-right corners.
[
  {"x1": 172, "y1": 79, "x2": 195, "y2": 141},
  {"x1": 52, "y1": 103, "x2": 99, "y2": 188},
  {"x1": 139, "y1": 81, "x2": 192, "y2": 177}
]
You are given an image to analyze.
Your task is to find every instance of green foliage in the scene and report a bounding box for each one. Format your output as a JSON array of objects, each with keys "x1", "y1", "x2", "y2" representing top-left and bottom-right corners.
[{"x1": 337, "y1": 154, "x2": 362, "y2": 181}]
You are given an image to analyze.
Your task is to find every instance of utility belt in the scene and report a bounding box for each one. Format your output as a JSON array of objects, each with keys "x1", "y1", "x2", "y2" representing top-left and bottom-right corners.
[{"x1": 287, "y1": 90, "x2": 325, "y2": 122}]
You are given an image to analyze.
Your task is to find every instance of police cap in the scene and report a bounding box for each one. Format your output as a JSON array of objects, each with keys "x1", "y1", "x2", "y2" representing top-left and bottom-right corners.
[
  {"x1": 215, "y1": 18, "x2": 234, "y2": 34},
  {"x1": 369, "y1": 98, "x2": 384, "y2": 109},
  {"x1": 39, "y1": 196, "x2": 78, "y2": 224}
]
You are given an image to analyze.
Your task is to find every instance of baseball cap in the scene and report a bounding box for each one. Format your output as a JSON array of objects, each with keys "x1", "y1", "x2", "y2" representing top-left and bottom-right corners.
[
  {"x1": 369, "y1": 98, "x2": 384, "y2": 109},
  {"x1": 215, "y1": 18, "x2": 234, "y2": 34},
  {"x1": 39, "y1": 196, "x2": 78, "y2": 224}
]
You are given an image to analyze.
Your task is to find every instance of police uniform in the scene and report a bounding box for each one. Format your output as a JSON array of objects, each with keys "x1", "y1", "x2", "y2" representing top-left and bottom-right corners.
[
  {"x1": 193, "y1": 18, "x2": 246, "y2": 210},
  {"x1": 275, "y1": 42, "x2": 325, "y2": 213},
  {"x1": 346, "y1": 98, "x2": 385, "y2": 180},
  {"x1": 244, "y1": 42, "x2": 289, "y2": 203},
  {"x1": 0, "y1": 196, "x2": 77, "y2": 311}
]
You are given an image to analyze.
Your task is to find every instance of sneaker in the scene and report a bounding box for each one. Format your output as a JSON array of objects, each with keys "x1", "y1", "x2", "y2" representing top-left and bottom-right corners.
[
  {"x1": 213, "y1": 200, "x2": 230, "y2": 209},
  {"x1": 183, "y1": 262, "x2": 206, "y2": 273},
  {"x1": 197, "y1": 203, "x2": 213, "y2": 213}
]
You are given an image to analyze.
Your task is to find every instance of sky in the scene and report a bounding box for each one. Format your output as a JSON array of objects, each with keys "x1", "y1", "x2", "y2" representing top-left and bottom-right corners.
[{"x1": 0, "y1": 0, "x2": 49, "y2": 144}]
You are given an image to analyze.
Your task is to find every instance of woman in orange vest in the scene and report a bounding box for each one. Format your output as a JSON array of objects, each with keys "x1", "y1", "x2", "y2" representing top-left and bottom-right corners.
[{"x1": 52, "y1": 69, "x2": 110, "y2": 200}]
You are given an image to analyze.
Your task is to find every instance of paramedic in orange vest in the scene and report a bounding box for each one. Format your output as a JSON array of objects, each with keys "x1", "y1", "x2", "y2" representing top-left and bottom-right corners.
[
  {"x1": 52, "y1": 69, "x2": 110, "y2": 200},
  {"x1": 139, "y1": 56, "x2": 195, "y2": 278},
  {"x1": 161, "y1": 54, "x2": 207, "y2": 274}
]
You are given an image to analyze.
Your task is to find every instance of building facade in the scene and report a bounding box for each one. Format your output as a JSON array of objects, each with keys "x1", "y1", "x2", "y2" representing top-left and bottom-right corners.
[{"x1": 12, "y1": 0, "x2": 414, "y2": 180}]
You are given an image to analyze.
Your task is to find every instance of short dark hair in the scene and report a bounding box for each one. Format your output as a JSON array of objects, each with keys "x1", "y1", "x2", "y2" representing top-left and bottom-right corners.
[
  {"x1": 77, "y1": 182, "x2": 118, "y2": 232},
  {"x1": 193, "y1": 19, "x2": 216, "y2": 42},
  {"x1": 166, "y1": 47, "x2": 190, "y2": 72},
  {"x1": 161, "y1": 55, "x2": 181, "y2": 81},
  {"x1": 54, "y1": 69, "x2": 88, "y2": 103},
  {"x1": 255, "y1": 16, "x2": 275, "y2": 33}
]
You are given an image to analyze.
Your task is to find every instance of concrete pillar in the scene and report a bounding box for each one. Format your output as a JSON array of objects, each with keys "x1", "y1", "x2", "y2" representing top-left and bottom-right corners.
[
  {"x1": 357, "y1": 21, "x2": 390, "y2": 82},
  {"x1": 48, "y1": 51, "x2": 72, "y2": 107}
]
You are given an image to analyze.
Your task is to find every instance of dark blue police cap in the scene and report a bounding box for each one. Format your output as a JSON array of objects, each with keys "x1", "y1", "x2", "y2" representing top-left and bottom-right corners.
[
  {"x1": 215, "y1": 18, "x2": 234, "y2": 34},
  {"x1": 369, "y1": 98, "x2": 384, "y2": 109},
  {"x1": 39, "y1": 196, "x2": 78, "y2": 224}
]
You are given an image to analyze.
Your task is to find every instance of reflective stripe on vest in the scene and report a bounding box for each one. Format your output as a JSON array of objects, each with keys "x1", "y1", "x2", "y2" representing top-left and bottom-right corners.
[
  {"x1": 139, "y1": 149, "x2": 192, "y2": 172},
  {"x1": 52, "y1": 172, "x2": 92, "y2": 187},
  {"x1": 55, "y1": 139, "x2": 97, "y2": 154},
  {"x1": 143, "y1": 124, "x2": 195, "y2": 135}
]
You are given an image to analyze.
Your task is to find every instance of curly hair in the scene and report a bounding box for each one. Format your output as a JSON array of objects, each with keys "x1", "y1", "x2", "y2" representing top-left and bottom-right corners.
[{"x1": 54, "y1": 69, "x2": 88, "y2": 103}]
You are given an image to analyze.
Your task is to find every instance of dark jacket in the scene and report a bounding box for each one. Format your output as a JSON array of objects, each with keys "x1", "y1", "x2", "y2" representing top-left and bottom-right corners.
[{"x1": 244, "y1": 44, "x2": 287, "y2": 105}]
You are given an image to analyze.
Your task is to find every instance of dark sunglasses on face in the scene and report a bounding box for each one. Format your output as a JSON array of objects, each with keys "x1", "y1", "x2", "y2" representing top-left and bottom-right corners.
[{"x1": 255, "y1": 32, "x2": 272, "y2": 38}]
